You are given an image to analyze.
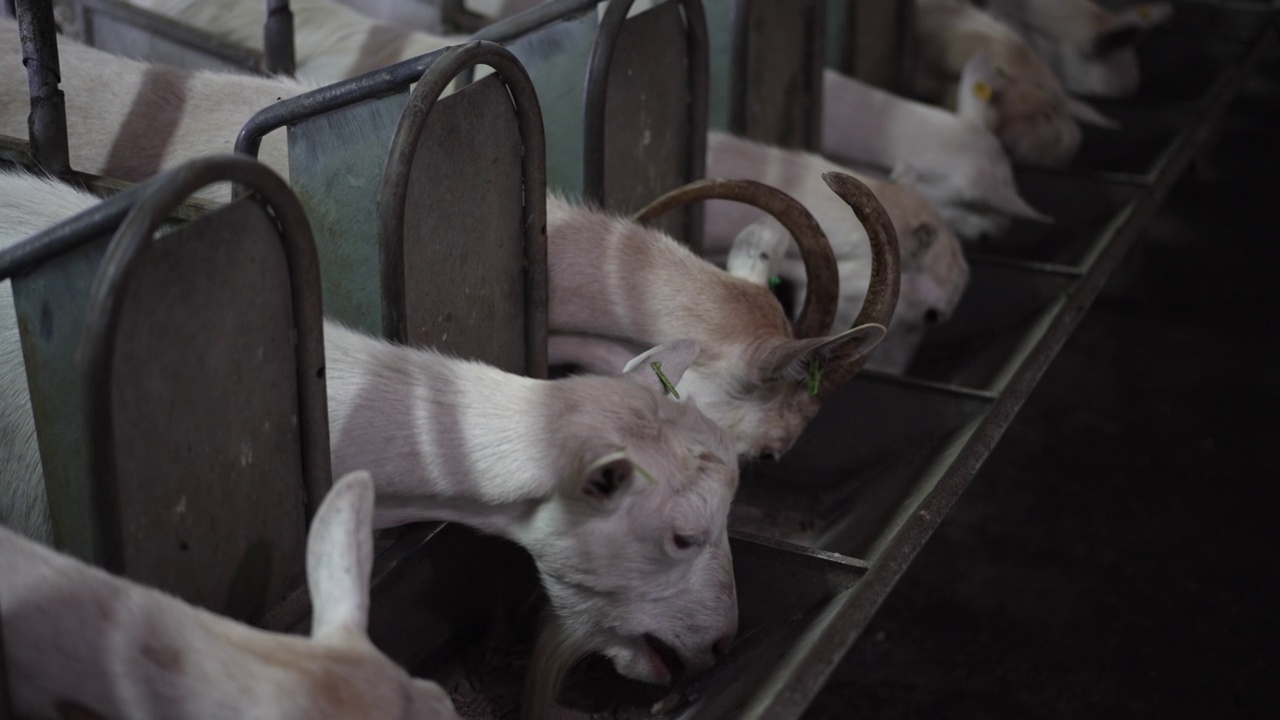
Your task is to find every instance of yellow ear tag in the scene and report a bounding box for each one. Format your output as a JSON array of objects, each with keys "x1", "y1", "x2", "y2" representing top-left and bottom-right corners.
[{"x1": 973, "y1": 80, "x2": 993, "y2": 103}]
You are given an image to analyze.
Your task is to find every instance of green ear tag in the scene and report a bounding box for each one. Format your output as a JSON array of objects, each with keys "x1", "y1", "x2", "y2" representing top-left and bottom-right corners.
[
  {"x1": 807, "y1": 357, "x2": 822, "y2": 396},
  {"x1": 635, "y1": 465, "x2": 658, "y2": 486},
  {"x1": 650, "y1": 361, "x2": 681, "y2": 399},
  {"x1": 769, "y1": 276, "x2": 782, "y2": 288}
]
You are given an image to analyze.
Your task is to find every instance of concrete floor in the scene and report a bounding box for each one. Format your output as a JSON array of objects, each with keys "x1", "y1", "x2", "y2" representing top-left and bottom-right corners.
[{"x1": 802, "y1": 45, "x2": 1280, "y2": 720}]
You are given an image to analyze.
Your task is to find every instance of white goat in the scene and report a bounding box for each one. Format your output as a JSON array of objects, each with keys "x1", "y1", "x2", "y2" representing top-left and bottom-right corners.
[
  {"x1": 0, "y1": 170, "x2": 740, "y2": 687},
  {"x1": 912, "y1": 0, "x2": 1117, "y2": 167},
  {"x1": 983, "y1": 0, "x2": 1173, "y2": 97},
  {"x1": 121, "y1": 0, "x2": 465, "y2": 83},
  {"x1": 704, "y1": 130, "x2": 970, "y2": 373},
  {"x1": 1, "y1": 469, "x2": 461, "y2": 719},
  {"x1": 823, "y1": 54, "x2": 1052, "y2": 240}
]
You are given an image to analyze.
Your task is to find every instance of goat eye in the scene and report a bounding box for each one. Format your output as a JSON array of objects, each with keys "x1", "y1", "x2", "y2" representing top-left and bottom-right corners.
[{"x1": 673, "y1": 533, "x2": 704, "y2": 550}]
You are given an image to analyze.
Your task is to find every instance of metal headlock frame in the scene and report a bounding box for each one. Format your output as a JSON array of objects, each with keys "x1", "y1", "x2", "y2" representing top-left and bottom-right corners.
[
  {"x1": 15, "y1": 0, "x2": 70, "y2": 176},
  {"x1": 67, "y1": 0, "x2": 294, "y2": 75}
]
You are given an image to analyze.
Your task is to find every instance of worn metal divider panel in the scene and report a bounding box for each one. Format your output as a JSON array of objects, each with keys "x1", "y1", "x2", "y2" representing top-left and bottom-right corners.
[
  {"x1": 471, "y1": 1, "x2": 600, "y2": 195},
  {"x1": 70, "y1": 0, "x2": 263, "y2": 73},
  {"x1": 825, "y1": 0, "x2": 914, "y2": 93},
  {"x1": 287, "y1": 91, "x2": 410, "y2": 335},
  {"x1": 585, "y1": 0, "x2": 709, "y2": 249},
  {"x1": 3, "y1": 156, "x2": 328, "y2": 630},
  {"x1": 703, "y1": 0, "x2": 824, "y2": 149}
]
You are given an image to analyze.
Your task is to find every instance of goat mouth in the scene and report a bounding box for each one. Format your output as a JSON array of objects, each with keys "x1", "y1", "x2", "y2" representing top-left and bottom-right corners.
[{"x1": 642, "y1": 634, "x2": 685, "y2": 684}]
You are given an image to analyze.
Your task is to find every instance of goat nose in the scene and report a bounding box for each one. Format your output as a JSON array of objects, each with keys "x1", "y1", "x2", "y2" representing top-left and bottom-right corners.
[
  {"x1": 760, "y1": 451, "x2": 779, "y2": 462},
  {"x1": 924, "y1": 308, "x2": 942, "y2": 325},
  {"x1": 712, "y1": 634, "x2": 733, "y2": 660}
]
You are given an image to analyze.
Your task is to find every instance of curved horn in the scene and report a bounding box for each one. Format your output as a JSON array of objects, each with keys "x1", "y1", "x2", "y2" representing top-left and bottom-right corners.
[
  {"x1": 817, "y1": 172, "x2": 900, "y2": 399},
  {"x1": 633, "y1": 178, "x2": 839, "y2": 339}
]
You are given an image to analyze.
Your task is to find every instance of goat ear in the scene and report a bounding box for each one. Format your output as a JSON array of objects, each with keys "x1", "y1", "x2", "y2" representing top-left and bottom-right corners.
[
  {"x1": 1089, "y1": 3, "x2": 1172, "y2": 56},
  {"x1": 622, "y1": 339, "x2": 700, "y2": 398},
  {"x1": 1068, "y1": 96, "x2": 1121, "y2": 129},
  {"x1": 956, "y1": 50, "x2": 1000, "y2": 128},
  {"x1": 307, "y1": 470, "x2": 375, "y2": 642},
  {"x1": 572, "y1": 451, "x2": 635, "y2": 511},
  {"x1": 763, "y1": 324, "x2": 886, "y2": 381}
]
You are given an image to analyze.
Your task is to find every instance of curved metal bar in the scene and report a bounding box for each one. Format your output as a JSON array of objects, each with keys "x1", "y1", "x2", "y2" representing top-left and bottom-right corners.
[
  {"x1": 16, "y1": 0, "x2": 71, "y2": 175},
  {"x1": 263, "y1": 0, "x2": 296, "y2": 76},
  {"x1": 816, "y1": 171, "x2": 900, "y2": 398},
  {"x1": 78, "y1": 154, "x2": 331, "y2": 572},
  {"x1": 582, "y1": 0, "x2": 709, "y2": 241},
  {"x1": 376, "y1": 41, "x2": 549, "y2": 378},
  {"x1": 234, "y1": 47, "x2": 450, "y2": 158},
  {"x1": 468, "y1": 0, "x2": 600, "y2": 44},
  {"x1": 632, "y1": 177, "x2": 839, "y2": 339}
]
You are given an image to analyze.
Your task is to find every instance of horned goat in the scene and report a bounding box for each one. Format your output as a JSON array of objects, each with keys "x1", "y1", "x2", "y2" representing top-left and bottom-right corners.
[
  {"x1": 704, "y1": 130, "x2": 970, "y2": 373},
  {"x1": 0, "y1": 169, "x2": 739, "y2": 688},
  {"x1": 982, "y1": 0, "x2": 1173, "y2": 97},
  {"x1": 823, "y1": 54, "x2": 1051, "y2": 240},
  {"x1": 912, "y1": 0, "x2": 1117, "y2": 167},
  {"x1": 1, "y1": 469, "x2": 462, "y2": 719}
]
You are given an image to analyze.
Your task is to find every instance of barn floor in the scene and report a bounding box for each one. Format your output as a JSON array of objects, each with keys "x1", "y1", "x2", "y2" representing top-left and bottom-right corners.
[{"x1": 802, "y1": 43, "x2": 1280, "y2": 720}]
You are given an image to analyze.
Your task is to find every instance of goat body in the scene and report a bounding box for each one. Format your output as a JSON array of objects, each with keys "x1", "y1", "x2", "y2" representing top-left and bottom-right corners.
[
  {"x1": 1, "y1": 470, "x2": 460, "y2": 719},
  {"x1": 822, "y1": 63, "x2": 1050, "y2": 240}
]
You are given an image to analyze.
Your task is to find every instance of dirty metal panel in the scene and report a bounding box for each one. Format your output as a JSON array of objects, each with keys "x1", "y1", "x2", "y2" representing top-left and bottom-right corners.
[
  {"x1": 848, "y1": 0, "x2": 910, "y2": 92},
  {"x1": 602, "y1": 1, "x2": 693, "y2": 241},
  {"x1": 906, "y1": 260, "x2": 1079, "y2": 391},
  {"x1": 75, "y1": 0, "x2": 260, "y2": 73},
  {"x1": 11, "y1": 237, "x2": 111, "y2": 562},
  {"x1": 968, "y1": 170, "x2": 1146, "y2": 268},
  {"x1": 500, "y1": 7, "x2": 599, "y2": 195},
  {"x1": 736, "y1": 0, "x2": 820, "y2": 149},
  {"x1": 288, "y1": 91, "x2": 409, "y2": 336},
  {"x1": 399, "y1": 74, "x2": 528, "y2": 374},
  {"x1": 107, "y1": 199, "x2": 307, "y2": 623}
]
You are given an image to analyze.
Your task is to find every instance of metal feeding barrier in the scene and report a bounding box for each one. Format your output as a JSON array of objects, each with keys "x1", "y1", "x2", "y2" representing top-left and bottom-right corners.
[
  {"x1": 61, "y1": 0, "x2": 294, "y2": 74},
  {"x1": 0, "y1": 155, "x2": 328, "y2": 633},
  {"x1": 825, "y1": 0, "x2": 916, "y2": 94}
]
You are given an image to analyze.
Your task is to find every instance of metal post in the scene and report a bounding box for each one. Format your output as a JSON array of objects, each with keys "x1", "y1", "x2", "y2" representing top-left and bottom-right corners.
[
  {"x1": 0, "y1": 597, "x2": 11, "y2": 720},
  {"x1": 3, "y1": 0, "x2": 15, "y2": 20},
  {"x1": 15, "y1": 0, "x2": 71, "y2": 176},
  {"x1": 263, "y1": 0, "x2": 296, "y2": 75}
]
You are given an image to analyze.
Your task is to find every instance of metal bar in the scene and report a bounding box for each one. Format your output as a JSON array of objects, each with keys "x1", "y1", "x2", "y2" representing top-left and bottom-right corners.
[
  {"x1": 263, "y1": 0, "x2": 296, "y2": 75},
  {"x1": 235, "y1": 48, "x2": 447, "y2": 159},
  {"x1": 0, "y1": 596, "x2": 11, "y2": 720},
  {"x1": 2, "y1": 0, "x2": 14, "y2": 19},
  {"x1": 76, "y1": 0, "x2": 263, "y2": 74},
  {"x1": 77, "y1": 155, "x2": 331, "y2": 573},
  {"x1": 15, "y1": 0, "x2": 70, "y2": 176},
  {"x1": 375, "y1": 40, "x2": 549, "y2": 377}
]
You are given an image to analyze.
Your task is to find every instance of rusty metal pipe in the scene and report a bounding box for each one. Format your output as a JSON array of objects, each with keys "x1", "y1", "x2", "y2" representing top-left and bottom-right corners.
[
  {"x1": 815, "y1": 171, "x2": 900, "y2": 398},
  {"x1": 632, "y1": 177, "x2": 840, "y2": 339},
  {"x1": 15, "y1": 0, "x2": 70, "y2": 176}
]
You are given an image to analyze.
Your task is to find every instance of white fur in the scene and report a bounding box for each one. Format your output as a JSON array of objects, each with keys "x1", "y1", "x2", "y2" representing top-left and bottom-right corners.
[
  {"x1": 704, "y1": 130, "x2": 970, "y2": 373},
  {"x1": 124, "y1": 0, "x2": 465, "y2": 83},
  {"x1": 546, "y1": 195, "x2": 885, "y2": 460},
  {"x1": 984, "y1": 0, "x2": 1173, "y2": 97},
  {"x1": 0, "y1": 170, "x2": 741, "y2": 686},
  {"x1": 1, "y1": 470, "x2": 460, "y2": 719},
  {"x1": 822, "y1": 61, "x2": 1052, "y2": 240},
  {"x1": 913, "y1": 0, "x2": 1105, "y2": 167}
]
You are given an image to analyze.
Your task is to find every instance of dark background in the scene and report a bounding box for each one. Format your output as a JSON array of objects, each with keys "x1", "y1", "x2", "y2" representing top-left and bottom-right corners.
[{"x1": 804, "y1": 42, "x2": 1280, "y2": 720}]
